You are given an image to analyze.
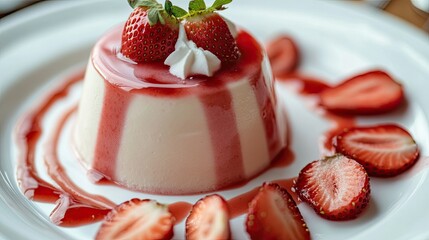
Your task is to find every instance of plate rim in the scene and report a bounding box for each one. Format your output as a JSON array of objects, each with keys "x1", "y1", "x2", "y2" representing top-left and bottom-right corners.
[{"x1": 1, "y1": 0, "x2": 429, "y2": 239}]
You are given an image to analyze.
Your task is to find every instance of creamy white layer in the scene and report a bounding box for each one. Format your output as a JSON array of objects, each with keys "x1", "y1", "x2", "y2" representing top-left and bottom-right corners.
[{"x1": 74, "y1": 59, "x2": 283, "y2": 194}]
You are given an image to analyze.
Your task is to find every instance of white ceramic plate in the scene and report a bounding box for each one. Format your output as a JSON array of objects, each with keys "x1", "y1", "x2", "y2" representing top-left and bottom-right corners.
[{"x1": 1, "y1": 0, "x2": 429, "y2": 239}]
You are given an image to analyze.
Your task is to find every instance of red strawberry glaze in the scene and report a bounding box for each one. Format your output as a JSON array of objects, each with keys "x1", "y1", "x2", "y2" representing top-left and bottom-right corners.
[
  {"x1": 92, "y1": 82, "x2": 131, "y2": 179},
  {"x1": 276, "y1": 73, "x2": 331, "y2": 95},
  {"x1": 14, "y1": 73, "x2": 80, "y2": 203},
  {"x1": 15, "y1": 71, "x2": 82, "y2": 203},
  {"x1": 50, "y1": 195, "x2": 111, "y2": 227},
  {"x1": 168, "y1": 202, "x2": 193, "y2": 224},
  {"x1": 200, "y1": 90, "x2": 246, "y2": 185},
  {"x1": 321, "y1": 112, "x2": 356, "y2": 154},
  {"x1": 14, "y1": 70, "x2": 115, "y2": 226},
  {"x1": 44, "y1": 106, "x2": 115, "y2": 209},
  {"x1": 87, "y1": 25, "x2": 282, "y2": 191}
]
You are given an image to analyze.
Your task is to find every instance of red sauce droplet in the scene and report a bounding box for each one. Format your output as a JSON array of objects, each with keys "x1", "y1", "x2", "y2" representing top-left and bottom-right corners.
[
  {"x1": 272, "y1": 178, "x2": 300, "y2": 204},
  {"x1": 227, "y1": 187, "x2": 260, "y2": 219},
  {"x1": 276, "y1": 73, "x2": 332, "y2": 95},
  {"x1": 168, "y1": 201, "x2": 193, "y2": 224},
  {"x1": 321, "y1": 111, "x2": 356, "y2": 154},
  {"x1": 50, "y1": 195, "x2": 111, "y2": 227},
  {"x1": 271, "y1": 147, "x2": 295, "y2": 168}
]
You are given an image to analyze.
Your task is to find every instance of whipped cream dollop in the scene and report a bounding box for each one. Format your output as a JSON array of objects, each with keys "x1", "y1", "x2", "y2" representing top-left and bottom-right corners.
[{"x1": 164, "y1": 25, "x2": 221, "y2": 79}]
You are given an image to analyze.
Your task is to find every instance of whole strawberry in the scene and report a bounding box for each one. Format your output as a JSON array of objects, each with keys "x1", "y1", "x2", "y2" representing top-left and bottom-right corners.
[
  {"x1": 183, "y1": 0, "x2": 241, "y2": 63},
  {"x1": 121, "y1": 0, "x2": 180, "y2": 63}
]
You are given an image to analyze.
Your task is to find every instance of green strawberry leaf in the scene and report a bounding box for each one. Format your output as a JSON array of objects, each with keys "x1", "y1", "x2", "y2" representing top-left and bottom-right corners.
[
  {"x1": 171, "y1": 5, "x2": 188, "y2": 18},
  {"x1": 188, "y1": 0, "x2": 206, "y2": 12},
  {"x1": 128, "y1": 0, "x2": 159, "y2": 9},
  {"x1": 210, "y1": 0, "x2": 232, "y2": 10},
  {"x1": 147, "y1": 7, "x2": 160, "y2": 25},
  {"x1": 158, "y1": 11, "x2": 165, "y2": 24},
  {"x1": 164, "y1": 0, "x2": 173, "y2": 15}
]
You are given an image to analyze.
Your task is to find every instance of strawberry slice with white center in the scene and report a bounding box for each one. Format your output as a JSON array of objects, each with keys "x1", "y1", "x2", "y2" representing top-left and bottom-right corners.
[
  {"x1": 295, "y1": 155, "x2": 370, "y2": 221},
  {"x1": 266, "y1": 35, "x2": 300, "y2": 77},
  {"x1": 320, "y1": 70, "x2": 404, "y2": 115},
  {"x1": 186, "y1": 194, "x2": 230, "y2": 240},
  {"x1": 96, "y1": 199, "x2": 174, "y2": 240},
  {"x1": 334, "y1": 124, "x2": 419, "y2": 177},
  {"x1": 246, "y1": 183, "x2": 310, "y2": 240}
]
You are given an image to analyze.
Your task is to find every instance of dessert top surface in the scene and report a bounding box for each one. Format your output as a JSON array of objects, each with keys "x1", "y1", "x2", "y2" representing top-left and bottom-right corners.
[{"x1": 91, "y1": 25, "x2": 263, "y2": 94}]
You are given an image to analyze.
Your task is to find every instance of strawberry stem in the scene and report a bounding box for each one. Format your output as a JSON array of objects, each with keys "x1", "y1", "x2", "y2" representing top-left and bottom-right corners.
[
  {"x1": 128, "y1": 0, "x2": 185, "y2": 25},
  {"x1": 177, "y1": 0, "x2": 233, "y2": 20},
  {"x1": 126, "y1": 0, "x2": 233, "y2": 23}
]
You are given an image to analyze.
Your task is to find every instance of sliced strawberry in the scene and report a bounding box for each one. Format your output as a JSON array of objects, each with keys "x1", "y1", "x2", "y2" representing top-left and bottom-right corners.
[
  {"x1": 295, "y1": 155, "x2": 370, "y2": 221},
  {"x1": 246, "y1": 183, "x2": 310, "y2": 240},
  {"x1": 186, "y1": 194, "x2": 230, "y2": 240},
  {"x1": 121, "y1": 3, "x2": 179, "y2": 63},
  {"x1": 266, "y1": 35, "x2": 300, "y2": 77},
  {"x1": 334, "y1": 124, "x2": 419, "y2": 177},
  {"x1": 184, "y1": 12, "x2": 240, "y2": 63},
  {"x1": 96, "y1": 199, "x2": 174, "y2": 240},
  {"x1": 320, "y1": 70, "x2": 404, "y2": 115}
]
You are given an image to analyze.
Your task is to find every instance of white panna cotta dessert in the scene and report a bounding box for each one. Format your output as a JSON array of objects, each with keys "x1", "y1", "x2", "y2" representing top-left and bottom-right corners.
[{"x1": 74, "y1": 2, "x2": 286, "y2": 194}]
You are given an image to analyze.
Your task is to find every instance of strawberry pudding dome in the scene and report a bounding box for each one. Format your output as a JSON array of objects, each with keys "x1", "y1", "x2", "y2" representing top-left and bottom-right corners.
[{"x1": 73, "y1": 0, "x2": 286, "y2": 194}]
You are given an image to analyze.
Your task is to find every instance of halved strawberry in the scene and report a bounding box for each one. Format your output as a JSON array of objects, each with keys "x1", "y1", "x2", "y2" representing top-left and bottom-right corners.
[
  {"x1": 334, "y1": 124, "x2": 419, "y2": 177},
  {"x1": 266, "y1": 35, "x2": 300, "y2": 77},
  {"x1": 96, "y1": 199, "x2": 174, "y2": 240},
  {"x1": 295, "y1": 155, "x2": 370, "y2": 221},
  {"x1": 320, "y1": 70, "x2": 404, "y2": 115},
  {"x1": 246, "y1": 183, "x2": 310, "y2": 240},
  {"x1": 186, "y1": 194, "x2": 230, "y2": 240},
  {"x1": 121, "y1": 0, "x2": 179, "y2": 63},
  {"x1": 183, "y1": 0, "x2": 240, "y2": 63}
]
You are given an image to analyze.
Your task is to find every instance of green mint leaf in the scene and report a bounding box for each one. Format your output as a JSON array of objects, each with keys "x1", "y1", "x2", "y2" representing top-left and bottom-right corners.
[
  {"x1": 171, "y1": 5, "x2": 188, "y2": 18},
  {"x1": 188, "y1": 0, "x2": 206, "y2": 12},
  {"x1": 210, "y1": 0, "x2": 232, "y2": 10},
  {"x1": 147, "y1": 7, "x2": 160, "y2": 25},
  {"x1": 164, "y1": 0, "x2": 173, "y2": 15}
]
